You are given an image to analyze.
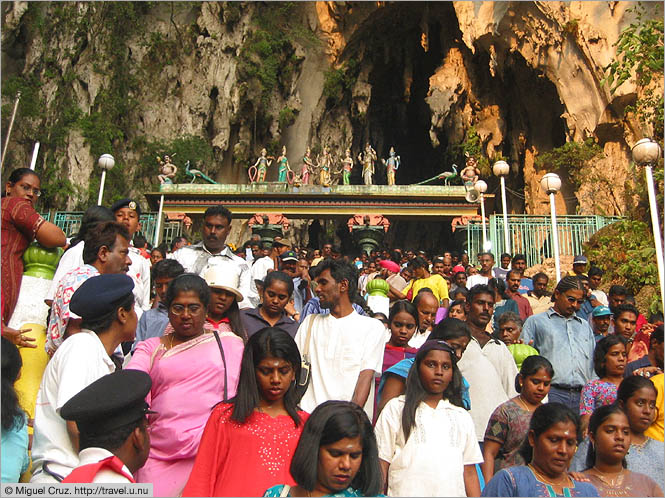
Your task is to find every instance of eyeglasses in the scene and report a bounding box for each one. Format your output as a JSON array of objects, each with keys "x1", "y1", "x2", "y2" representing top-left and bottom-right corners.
[
  {"x1": 18, "y1": 183, "x2": 41, "y2": 196},
  {"x1": 169, "y1": 303, "x2": 203, "y2": 315}
]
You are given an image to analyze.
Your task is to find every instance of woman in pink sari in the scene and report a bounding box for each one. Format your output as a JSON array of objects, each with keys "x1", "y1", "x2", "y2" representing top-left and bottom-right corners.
[{"x1": 127, "y1": 274, "x2": 244, "y2": 496}]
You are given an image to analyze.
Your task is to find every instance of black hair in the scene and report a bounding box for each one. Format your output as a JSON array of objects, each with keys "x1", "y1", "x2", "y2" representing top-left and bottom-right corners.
[
  {"x1": 588, "y1": 266, "x2": 604, "y2": 278},
  {"x1": 6, "y1": 168, "x2": 39, "y2": 186},
  {"x1": 164, "y1": 273, "x2": 211, "y2": 308},
  {"x1": 512, "y1": 253, "x2": 527, "y2": 264},
  {"x1": 478, "y1": 251, "x2": 495, "y2": 260},
  {"x1": 389, "y1": 300, "x2": 419, "y2": 328},
  {"x1": 552, "y1": 275, "x2": 585, "y2": 302},
  {"x1": 497, "y1": 311, "x2": 523, "y2": 330},
  {"x1": 150, "y1": 245, "x2": 167, "y2": 259},
  {"x1": 648, "y1": 312, "x2": 664, "y2": 324},
  {"x1": 67, "y1": 206, "x2": 115, "y2": 249},
  {"x1": 594, "y1": 335, "x2": 628, "y2": 377},
  {"x1": 133, "y1": 233, "x2": 147, "y2": 248},
  {"x1": 515, "y1": 355, "x2": 554, "y2": 393},
  {"x1": 584, "y1": 404, "x2": 629, "y2": 470},
  {"x1": 311, "y1": 258, "x2": 359, "y2": 301},
  {"x1": 408, "y1": 256, "x2": 428, "y2": 270},
  {"x1": 451, "y1": 286, "x2": 469, "y2": 300},
  {"x1": 1, "y1": 338, "x2": 25, "y2": 431},
  {"x1": 531, "y1": 272, "x2": 548, "y2": 283},
  {"x1": 617, "y1": 375, "x2": 657, "y2": 406},
  {"x1": 500, "y1": 252, "x2": 511, "y2": 260},
  {"x1": 518, "y1": 403, "x2": 581, "y2": 462},
  {"x1": 207, "y1": 288, "x2": 247, "y2": 341},
  {"x1": 263, "y1": 271, "x2": 294, "y2": 298},
  {"x1": 609, "y1": 285, "x2": 628, "y2": 297},
  {"x1": 467, "y1": 283, "x2": 494, "y2": 304},
  {"x1": 81, "y1": 293, "x2": 135, "y2": 334},
  {"x1": 506, "y1": 269, "x2": 522, "y2": 281},
  {"x1": 403, "y1": 342, "x2": 464, "y2": 442},
  {"x1": 152, "y1": 259, "x2": 185, "y2": 280},
  {"x1": 79, "y1": 417, "x2": 147, "y2": 452},
  {"x1": 432, "y1": 257, "x2": 445, "y2": 266},
  {"x1": 430, "y1": 318, "x2": 471, "y2": 341},
  {"x1": 290, "y1": 401, "x2": 382, "y2": 496},
  {"x1": 488, "y1": 278, "x2": 509, "y2": 300},
  {"x1": 447, "y1": 299, "x2": 467, "y2": 315},
  {"x1": 613, "y1": 303, "x2": 639, "y2": 321},
  {"x1": 651, "y1": 324, "x2": 664, "y2": 345},
  {"x1": 204, "y1": 205, "x2": 232, "y2": 223},
  {"x1": 170, "y1": 236, "x2": 188, "y2": 252},
  {"x1": 82, "y1": 221, "x2": 130, "y2": 265},
  {"x1": 231, "y1": 327, "x2": 302, "y2": 426}
]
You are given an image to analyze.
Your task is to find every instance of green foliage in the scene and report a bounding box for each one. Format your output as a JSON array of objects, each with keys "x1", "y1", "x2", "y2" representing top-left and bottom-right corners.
[
  {"x1": 322, "y1": 59, "x2": 360, "y2": 106},
  {"x1": 446, "y1": 126, "x2": 504, "y2": 179},
  {"x1": 535, "y1": 138, "x2": 603, "y2": 186},
  {"x1": 278, "y1": 107, "x2": 297, "y2": 130},
  {"x1": 562, "y1": 19, "x2": 579, "y2": 37},
  {"x1": 584, "y1": 220, "x2": 661, "y2": 314},
  {"x1": 603, "y1": 3, "x2": 664, "y2": 137}
]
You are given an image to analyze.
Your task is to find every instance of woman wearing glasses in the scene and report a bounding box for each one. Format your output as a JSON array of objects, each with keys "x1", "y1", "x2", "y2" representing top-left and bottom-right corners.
[
  {"x1": 127, "y1": 273, "x2": 244, "y2": 497},
  {"x1": 2, "y1": 168, "x2": 65, "y2": 347}
]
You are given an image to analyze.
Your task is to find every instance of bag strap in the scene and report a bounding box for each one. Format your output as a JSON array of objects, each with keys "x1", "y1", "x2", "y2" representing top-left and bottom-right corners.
[
  {"x1": 302, "y1": 314, "x2": 317, "y2": 358},
  {"x1": 279, "y1": 485, "x2": 291, "y2": 497},
  {"x1": 212, "y1": 330, "x2": 229, "y2": 402}
]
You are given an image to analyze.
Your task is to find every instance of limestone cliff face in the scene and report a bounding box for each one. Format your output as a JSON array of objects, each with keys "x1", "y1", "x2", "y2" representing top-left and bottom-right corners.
[{"x1": 1, "y1": 1, "x2": 660, "y2": 219}]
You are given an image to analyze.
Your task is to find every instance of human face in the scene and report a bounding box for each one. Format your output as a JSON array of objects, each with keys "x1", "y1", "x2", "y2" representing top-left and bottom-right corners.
[
  {"x1": 552, "y1": 288, "x2": 584, "y2": 318},
  {"x1": 448, "y1": 304, "x2": 466, "y2": 321},
  {"x1": 478, "y1": 254, "x2": 494, "y2": 274},
  {"x1": 322, "y1": 244, "x2": 333, "y2": 257},
  {"x1": 507, "y1": 273, "x2": 521, "y2": 294},
  {"x1": 454, "y1": 272, "x2": 467, "y2": 288},
  {"x1": 316, "y1": 436, "x2": 363, "y2": 495},
  {"x1": 614, "y1": 312, "x2": 637, "y2": 340},
  {"x1": 520, "y1": 367, "x2": 552, "y2": 405},
  {"x1": 102, "y1": 235, "x2": 131, "y2": 273},
  {"x1": 466, "y1": 292, "x2": 495, "y2": 328},
  {"x1": 262, "y1": 280, "x2": 290, "y2": 316},
  {"x1": 622, "y1": 387, "x2": 657, "y2": 433},
  {"x1": 169, "y1": 290, "x2": 207, "y2": 337},
  {"x1": 280, "y1": 259, "x2": 298, "y2": 277},
  {"x1": 412, "y1": 265, "x2": 426, "y2": 279},
  {"x1": 202, "y1": 215, "x2": 231, "y2": 253},
  {"x1": 442, "y1": 259, "x2": 452, "y2": 275},
  {"x1": 251, "y1": 244, "x2": 261, "y2": 259},
  {"x1": 590, "y1": 412, "x2": 631, "y2": 465},
  {"x1": 529, "y1": 420, "x2": 578, "y2": 478},
  {"x1": 592, "y1": 315, "x2": 611, "y2": 335},
  {"x1": 314, "y1": 269, "x2": 345, "y2": 309},
  {"x1": 114, "y1": 207, "x2": 141, "y2": 237},
  {"x1": 366, "y1": 262, "x2": 376, "y2": 274},
  {"x1": 498, "y1": 320, "x2": 521, "y2": 345},
  {"x1": 572, "y1": 263, "x2": 586, "y2": 276},
  {"x1": 461, "y1": 254, "x2": 469, "y2": 266},
  {"x1": 297, "y1": 259, "x2": 310, "y2": 277},
  {"x1": 603, "y1": 343, "x2": 627, "y2": 377},
  {"x1": 389, "y1": 311, "x2": 417, "y2": 347},
  {"x1": 154, "y1": 276, "x2": 174, "y2": 302},
  {"x1": 173, "y1": 238, "x2": 187, "y2": 251},
  {"x1": 589, "y1": 274, "x2": 602, "y2": 290},
  {"x1": 467, "y1": 266, "x2": 478, "y2": 276},
  {"x1": 401, "y1": 268, "x2": 412, "y2": 282},
  {"x1": 313, "y1": 249, "x2": 321, "y2": 258},
  {"x1": 500, "y1": 255, "x2": 511, "y2": 269},
  {"x1": 533, "y1": 277, "x2": 548, "y2": 297},
  {"x1": 416, "y1": 294, "x2": 438, "y2": 332},
  {"x1": 5, "y1": 173, "x2": 41, "y2": 204},
  {"x1": 120, "y1": 302, "x2": 138, "y2": 341},
  {"x1": 150, "y1": 249, "x2": 164, "y2": 266},
  {"x1": 445, "y1": 336, "x2": 470, "y2": 360},
  {"x1": 255, "y1": 355, "x2": 295, "y2": 403},
  {"x1": 406, "y1": 250, "x2": 415, "y2": 260},
  {"x1": 512, "y1": 258, "x2": 526, "y2": 274},
  {"x1": 432, "y1": 261, "x2": 445, "y2": 276},
  {"x1": 609, "y1": 293, "x2": 626, "y2": 310},
  {"x1": 419, "y1": 349, "x2": 454, "y2": 395},
  {"x1": 208, "y1": 287, "x2": 236, "y2": 319}
]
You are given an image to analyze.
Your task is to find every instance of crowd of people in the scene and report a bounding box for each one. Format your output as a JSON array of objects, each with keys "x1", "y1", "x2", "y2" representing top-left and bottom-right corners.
[{"x1": 1, "y1": 167, "x2": 664, "y2": 496}]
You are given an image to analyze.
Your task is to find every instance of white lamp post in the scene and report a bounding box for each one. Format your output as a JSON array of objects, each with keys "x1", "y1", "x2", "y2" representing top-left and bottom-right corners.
[
  {"x1": 475, "y1": 180, "x2": 489, "y2": 251},
  {"x1": 541, "y1": 172, "x2": 563, "y2": 282},
  {"x1": 632, "y1": 138, "x2": 664, "y2": 311},
  {"x1": 493, "y1": 160, "x2": 510, "y2": 254},
  {"x1": 97, "y1": 154, "x2": 115, "y2": 205}
]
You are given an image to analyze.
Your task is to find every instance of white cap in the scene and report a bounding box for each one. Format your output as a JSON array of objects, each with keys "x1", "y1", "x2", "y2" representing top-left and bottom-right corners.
[{"x1": 201, "y1": 262, "x2": 243, "y2": 302}]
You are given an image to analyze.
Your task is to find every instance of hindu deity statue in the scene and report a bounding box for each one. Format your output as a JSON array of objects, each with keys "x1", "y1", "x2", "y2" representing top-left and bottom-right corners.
[
  {"x1": 301, "y1": 147, "x2": 314, "y2": 185},
  {"x1": 382, "y1": 147, "x2": 400, "y2": 186},
  {"x1": 276, "y1": 146, "x2": 290, "y2": 183},
  {"x1": 358, "y1": 143, "x2": 377, "y2": 186},
  {"x1": 251, "y1": 148, "x2": 273, "y2": 182},
  {"x1": 341, "y1": 148, "x2": 354, "y2": 185}
]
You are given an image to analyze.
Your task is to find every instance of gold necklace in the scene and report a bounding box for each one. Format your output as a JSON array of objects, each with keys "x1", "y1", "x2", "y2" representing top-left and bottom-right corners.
[
  {"x1": 528, "y1": 464, "x2": 572, "y2": 488},
  {"x1": 516, "y1": 395, "x2": 534, "y2": 412},
  {"x1": 591, "y1": 467, "x2": 625, "y2": 487}
]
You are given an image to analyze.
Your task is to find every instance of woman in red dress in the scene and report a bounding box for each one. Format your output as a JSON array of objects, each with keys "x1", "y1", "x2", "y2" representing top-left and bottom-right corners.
[{"x1": 2, "y1": 168, "x2": 65, "y2": 346}]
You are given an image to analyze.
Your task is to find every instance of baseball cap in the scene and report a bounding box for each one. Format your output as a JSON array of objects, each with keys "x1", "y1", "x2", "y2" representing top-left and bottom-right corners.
[{"x1": 592, "y1": 305, "x2": 612, "y2": 317}]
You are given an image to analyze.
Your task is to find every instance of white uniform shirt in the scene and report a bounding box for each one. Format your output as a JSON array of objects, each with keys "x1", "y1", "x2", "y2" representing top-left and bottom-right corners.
[
  {"x1": 127, "y1": 247, "x2": 151, "y2": 320},
  {"x1": 295, "y1": 311, "x2": 385, "y2": 419},
  {"x1": 250, "y1": 256, "x2": 275, "y2": 306},
  {"x1": 172, "y1": 242, "x2": 255, "y2": 308},
  {"x1": 375, "y1": 395, "x2": 483, "y2": 497},
  {"x1": 73, "y1": 448, "x2": 134, "y2": 483},
  {"x1": 31, "y1": 330, "x2": 116, "y2": 478}
]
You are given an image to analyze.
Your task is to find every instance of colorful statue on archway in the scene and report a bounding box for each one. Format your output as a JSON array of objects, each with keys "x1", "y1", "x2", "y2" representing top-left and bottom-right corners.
[
  {"x1": 358, "y1": 143, "x2": 377, "y2": 186},
  {"x1": 382, "y1": 147, "x2": 400, "y2": 186},
  {"x1": 341, "y1": 149, "x2": 354, "y2": 185}
]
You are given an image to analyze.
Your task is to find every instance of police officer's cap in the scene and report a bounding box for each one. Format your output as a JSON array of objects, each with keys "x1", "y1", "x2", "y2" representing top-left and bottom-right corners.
[
  {"x1": 60, "y1": 370, "x2": 154, "y2": 435},
  {"x1": 69, "y1": 274, "x2": 135, "y2": 320},
  {"x1": 110, "y1": 198, "x2": 142, "y2": 217}
]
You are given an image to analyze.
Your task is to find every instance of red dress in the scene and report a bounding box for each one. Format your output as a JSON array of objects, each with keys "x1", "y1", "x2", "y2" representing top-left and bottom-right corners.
[
  {"x1": 182, "y1": 403, "x2": 308, "y2": 497},
  {"x1": 1, "y1": 197, "x2": 44, "y2": 324}
]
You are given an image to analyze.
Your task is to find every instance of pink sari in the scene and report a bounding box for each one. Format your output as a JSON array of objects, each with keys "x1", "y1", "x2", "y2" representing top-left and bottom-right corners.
[{"x1": 127, "y1": 331, "x2": 244, "y2": 496}]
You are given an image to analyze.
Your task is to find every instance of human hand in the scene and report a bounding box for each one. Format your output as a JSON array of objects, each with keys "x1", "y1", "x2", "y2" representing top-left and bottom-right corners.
[
  {"x1": 2, "y1": 324, "x2": 37, "y2": 348},
  {"x1": 569, "y1": 471, "x2": 590, "y2": 482},
  {"x1": 634, "y1": 366, "x2": 662, "y2": 378}
]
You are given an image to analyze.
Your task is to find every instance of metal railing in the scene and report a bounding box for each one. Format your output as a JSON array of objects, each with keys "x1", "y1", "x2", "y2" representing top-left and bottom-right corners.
[
  {"x1": 466, "y1": 214, "x2": 623, "y2": 267},
  {"x1": 42, "y1": 211, "x2": 164, "y2": 244}
]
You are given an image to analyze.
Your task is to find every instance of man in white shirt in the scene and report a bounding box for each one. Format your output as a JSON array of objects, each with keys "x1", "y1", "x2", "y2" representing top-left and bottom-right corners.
[
  {"x1": 172, "y1": 205, "x2": 255, "y2": 308},
  {"x1": 250, "y1": 237, "x2": 291, "y2": 305},
  {"x1": 32, "y1": 274, "x2": 138, "y2": 483},
  {"x1": 466, "y1": 252, "x2": 495, "y2": 289},
  {"x1": 408, "y1": 290, "x2": 438, "y2": 348},
  {"x1": 295, "y1": 259, "x2": 385, "y2": 419}
]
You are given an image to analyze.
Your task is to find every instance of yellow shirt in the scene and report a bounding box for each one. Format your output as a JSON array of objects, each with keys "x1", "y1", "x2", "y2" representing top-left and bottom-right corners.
[
  {"x1": 645, "y1": 373, "x2": 664, "y2": 442},
  {"x1": 404, "y1": 274, "x2": 449, "y2": 303}
]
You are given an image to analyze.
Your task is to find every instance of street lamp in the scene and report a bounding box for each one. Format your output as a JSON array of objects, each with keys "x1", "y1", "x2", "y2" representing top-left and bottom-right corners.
[
  {"x1": 632, "y1": 138, "x2": 664, "y2": 311},
  {"x1": 475, "y1": 180, "x2": 490, "y2": 251},
  {"x1": 493, "y1": 160, "x2": 510, "y2": 254},
  {"x1": 541, "y1": 172, "x2": 562, "y2": 282},
  {"x1": 97, "y1": 154, "x2": 115, "y2": 205}
]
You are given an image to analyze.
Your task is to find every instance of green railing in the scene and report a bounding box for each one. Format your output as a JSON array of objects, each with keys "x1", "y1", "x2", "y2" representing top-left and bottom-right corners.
[
  {"x1": 465, "y1": 215, "x2": 623, "y2": 267},
  {"x1": 42, "y1": 211, "x2": 162, "y2": 244}
]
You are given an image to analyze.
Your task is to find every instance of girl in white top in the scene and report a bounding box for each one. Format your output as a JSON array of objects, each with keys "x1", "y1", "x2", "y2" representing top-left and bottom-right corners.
[{"x1": 375, "y1": 340, "x2": 483, "y2": 497}]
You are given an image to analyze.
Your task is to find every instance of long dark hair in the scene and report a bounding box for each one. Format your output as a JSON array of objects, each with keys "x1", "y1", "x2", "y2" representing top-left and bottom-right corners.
[
  {"x1": 1, "y1": 338, "x2": 25, "y2": 431},
  {"x1": 518, "y1": 402, "x2": 581, "y2": 462},
  {"x1": 388, "y1": 300, "x2": 419, "y2": 328},
  {"x1": 584, "y1": 404, "x2": 629, "y2": 470},
  {"x1": 230, "y1": 327, "x2": 302, "y2": 426},
  {"x1": 402, "y1": 341, "x2": 464, "y2": 441},
  {"x1": 594, "y1": 335, "x2": 628, "y2": 378},
  {"x1": 290, "y1": 401, "x2": 382, "y2": 496}
]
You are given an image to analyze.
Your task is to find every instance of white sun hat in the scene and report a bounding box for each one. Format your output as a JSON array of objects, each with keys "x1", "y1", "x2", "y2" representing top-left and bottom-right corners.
[{"x1": 201, "y1": 262, "x2": 244, "y2": 302}]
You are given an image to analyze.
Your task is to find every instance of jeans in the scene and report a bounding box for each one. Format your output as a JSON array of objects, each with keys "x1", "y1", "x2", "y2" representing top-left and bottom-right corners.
[{"x1": 548, "y1": 386, "x2": 582, "y2": 414}]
